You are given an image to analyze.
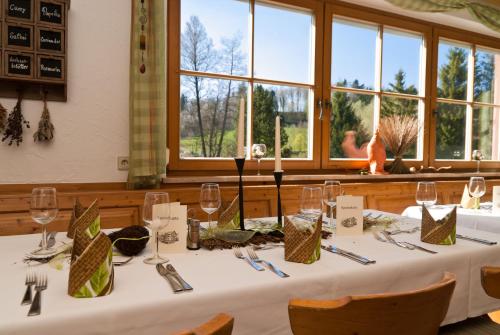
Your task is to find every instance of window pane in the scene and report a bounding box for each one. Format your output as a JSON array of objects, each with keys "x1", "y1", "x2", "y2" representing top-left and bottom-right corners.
[
  {"x1": 180, "y1": 76, "x2": 247, "y2": 158},
  {"x1": 381, "y1": 96, "x2": 419, "y2": 159},
  {"x1": 330, "y1": 91, "x2": 374, "y2": 159},
  {"x1": 332, "y1": 19, "x2": 377, "y2": 90},
  {"x1": 435, "y1": 103, "x2": 466, "y2": 159},
  {"x1": 382, "y1": 29, "x2": 422, "y2": 95},
  {"x1": 253, "y1": 84, "x2": 310, "y2": 159},
  {"x1": 474, "y1": 48, "x2": 500, "y2": 104},
  {"x1": 437, "y1": 41, "x2": 470, "y2": 100},
  {"x1": 181, "y1": 0, "x2": 249, "y2": 76},
  {"x1": 473, "y1": 106, "x2": 500, "y2": 160},
  {"x1": 254, "y1": 2, "x2": 313, "y2": 83}
]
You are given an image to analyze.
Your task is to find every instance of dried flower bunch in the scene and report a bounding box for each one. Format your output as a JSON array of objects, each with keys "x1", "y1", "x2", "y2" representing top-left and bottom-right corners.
[
  {"x1": 2, "y1": 94, "x2": 30, "y2": 146},
  {"x1": 378, "y1": 114, "x2": 419, "y2": 174},
  {"x1": 34, "y1": 94, "x2": 55, "y2": 142},
  {"x1": 0, "y1": 103, "x2": 7, "y2": 133}
]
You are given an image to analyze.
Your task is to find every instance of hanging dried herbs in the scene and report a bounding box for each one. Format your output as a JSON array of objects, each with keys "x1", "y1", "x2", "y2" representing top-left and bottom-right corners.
[
  {"x1": 0, "y1": 103, "x2": 7, "y2": 134},
  {"x1": 34, "y1": 92, "x2": 55, "y2": 142},
  {"x1": 2, "y1": 93, "x2": 29, "y2": 146}
]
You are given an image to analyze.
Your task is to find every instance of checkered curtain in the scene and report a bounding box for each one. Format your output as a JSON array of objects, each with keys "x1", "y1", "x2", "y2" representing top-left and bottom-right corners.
[
  {"x1": 128, "y1": 0, "x2": 166, "y2": 189},
  {"x1": 385, "y1": 0, "x2": 500, "y2": 33}
]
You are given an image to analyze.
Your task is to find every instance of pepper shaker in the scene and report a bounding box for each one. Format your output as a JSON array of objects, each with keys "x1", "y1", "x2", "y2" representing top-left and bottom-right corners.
[{"x1": 187, "y1": 218, "x2": 201, "y2": 250}]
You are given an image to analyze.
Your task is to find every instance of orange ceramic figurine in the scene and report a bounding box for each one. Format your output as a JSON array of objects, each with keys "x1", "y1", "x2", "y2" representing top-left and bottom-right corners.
[{"x1": 367, "y1": 128, "x2": 387, "y2": 175}]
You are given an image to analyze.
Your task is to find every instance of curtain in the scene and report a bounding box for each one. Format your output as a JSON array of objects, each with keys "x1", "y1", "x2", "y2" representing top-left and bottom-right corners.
[
  {"x1": 128, "y1": 0, "x2": 166, "y2": 189},
  {"x1": 385, "y1": 0, "x2": 500, "y2": 33}
]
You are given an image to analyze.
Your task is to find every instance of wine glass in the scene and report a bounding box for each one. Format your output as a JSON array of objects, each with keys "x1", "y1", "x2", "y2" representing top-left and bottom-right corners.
[
  {"x1": 416, "y1": 182, "x2": 437, "y2": 207},
  {"x1": 200, "y1": 183, "x2": 221, "y2": 232},
  {"x1": 472, "y1": 150, "x2": 484, "y2": 173},
  {"x1": 31, "y1": 188, "x2": 58, "y2": 255},
  {"x1": 252, "y1": 144, "x2": 267, "y2": 176},
  {"x1": 300, "y1": 187, "x2": 323, "y2": 219},
  {"x1": 469, "y1": 177, "x2": 486, "y2": 209},
  {"x1": 323, "y1": 181, "x2": 341, "y2": 228},
  {"x1": 142, "y1": 192, "x2": 170, "y2": 265}
]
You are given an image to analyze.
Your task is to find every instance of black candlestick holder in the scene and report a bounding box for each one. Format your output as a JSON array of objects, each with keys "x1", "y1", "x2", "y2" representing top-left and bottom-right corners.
[
  {"x1": 234, "y1": 158, "x2": 246, "y2": 231},
  {"x1": 273, "y1": 170, "x2": 283, "y2": 228}
]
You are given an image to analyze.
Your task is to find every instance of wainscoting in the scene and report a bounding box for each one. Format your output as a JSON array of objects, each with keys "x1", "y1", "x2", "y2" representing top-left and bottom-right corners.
[{"x1": 1, "y1": 178, "x2": 499, "y2": 236}]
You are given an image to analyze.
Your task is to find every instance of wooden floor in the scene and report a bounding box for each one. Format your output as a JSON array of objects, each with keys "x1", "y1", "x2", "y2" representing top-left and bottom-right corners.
[{"x1": 440, "y1": 315, "x2": 500, "y2": 334}]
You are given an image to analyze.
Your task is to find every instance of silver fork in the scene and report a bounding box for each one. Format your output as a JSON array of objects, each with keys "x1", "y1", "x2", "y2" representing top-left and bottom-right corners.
[
  {"x1": 373, "y1": 231, "x2": 414, "y2": 250},
  {"x1": 21, "y1": 270, "x2": 36, "y2": 305},
  {"x1": 247, "y1": 248, "x2": 289, "y2": 278},
  {"x1": 28, "y1": 274, "x2": 47, "y2": 316},
  {"x1": 233, "y1": 247, "x2": 264, "y2": 271}
]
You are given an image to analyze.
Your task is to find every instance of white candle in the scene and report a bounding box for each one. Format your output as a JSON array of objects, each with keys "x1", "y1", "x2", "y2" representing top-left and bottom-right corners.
[
  {"x1": 275, "y1": 115, "x2": 282, "y2": 171},
  {"x1": 237, "y1": 98, "x2": 245, "y2": 158}
]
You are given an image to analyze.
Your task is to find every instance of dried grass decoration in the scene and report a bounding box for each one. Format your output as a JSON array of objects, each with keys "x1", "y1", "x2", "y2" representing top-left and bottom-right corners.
[
  {"x1": 2, "y1": 93, "x2": 30, "y2": 146},
  {"x1": 34, "y1": 92, "x2": 55, "y2": 142},
  {"x1": 0, "y1": 103, "x2": 7, "y2": 134},
  {"x1": 378, "y1": 114, "x2": 419, "y2": 174}
]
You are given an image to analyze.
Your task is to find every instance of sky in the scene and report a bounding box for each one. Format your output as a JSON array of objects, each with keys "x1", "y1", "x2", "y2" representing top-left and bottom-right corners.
[{"x1": 181, "y1": 0, "x2": 422, "y2": 90}]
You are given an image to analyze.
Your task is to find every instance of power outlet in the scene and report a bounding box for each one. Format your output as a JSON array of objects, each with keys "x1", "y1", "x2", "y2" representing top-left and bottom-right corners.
[{"x1": 117, "y1": 156, "x2": 129, "y2": 171}]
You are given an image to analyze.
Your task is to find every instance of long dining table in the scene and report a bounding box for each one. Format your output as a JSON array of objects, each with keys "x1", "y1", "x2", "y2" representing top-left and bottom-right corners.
[{"x1": 1, "y1": 210, "x2": 500, "y2": 335}]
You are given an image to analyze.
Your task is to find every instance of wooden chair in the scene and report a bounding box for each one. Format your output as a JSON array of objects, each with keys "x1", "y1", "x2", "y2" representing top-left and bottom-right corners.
[
  {"x1": 288, "y1": 272, "x2": 456, "y2": 335},
  {"x1": 481, "y1": 266, "x2": 500, "y2": 324},
  {"x1": 171, "y1": 313, "x2": 234, "y2": 335}
]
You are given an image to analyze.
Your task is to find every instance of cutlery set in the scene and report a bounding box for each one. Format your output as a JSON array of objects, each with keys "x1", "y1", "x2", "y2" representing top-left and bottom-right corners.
[
  {"x1": 321, "y1": 245, "x2": 376, "y2": 265},
  {"x1": 373, "y1": 231, "x2": 438, "y2": 254},
  {"x1": 233, "y1": 247, "x2": 289, "y2": 278},
  {"x1": 21, "y1": 271, "x2": 47, "y2": 317},
  {"x1": 156, "y1": 263, "x2": 193, "y2": 293}
]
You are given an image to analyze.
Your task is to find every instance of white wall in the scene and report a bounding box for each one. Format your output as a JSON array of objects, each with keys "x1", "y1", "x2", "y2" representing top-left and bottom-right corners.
[{"x1": 0, "y1": 0, "x2": 130, "y2": 184}]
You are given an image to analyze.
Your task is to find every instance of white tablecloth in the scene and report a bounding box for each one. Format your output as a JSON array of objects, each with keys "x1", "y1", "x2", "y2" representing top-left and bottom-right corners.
[
  {"x1": 2, "y1": 211, "x2": 500, "y2": 335},
  {"x1": 402, "y1": 203, "x2": 500, "y2": 234}
]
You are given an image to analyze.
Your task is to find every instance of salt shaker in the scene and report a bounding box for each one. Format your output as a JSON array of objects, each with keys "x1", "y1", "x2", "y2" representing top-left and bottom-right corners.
[{"x1": 187, "y1": 218, "x2": 201, "y2": 250}]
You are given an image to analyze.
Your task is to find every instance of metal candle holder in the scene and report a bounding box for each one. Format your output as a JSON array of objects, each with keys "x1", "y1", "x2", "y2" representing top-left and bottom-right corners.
[
  {"x1": 234, "y1": 158, "x2": 246, "y2": 231},
  {"x1": 273, "y1": 171, "x2": 283, "y2": 227}
]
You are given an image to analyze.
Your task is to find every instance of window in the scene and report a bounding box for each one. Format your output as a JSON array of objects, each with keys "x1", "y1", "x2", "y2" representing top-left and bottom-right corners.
[
  {"x1": 175, "y1": 0, "x2": 319, "y2": 167},
  {"x1": 435, "y1": 39, "x2": 500, "y2": 161},
  {"x1": 329, "y1": 18, "x2": 425, "y2": 161}
]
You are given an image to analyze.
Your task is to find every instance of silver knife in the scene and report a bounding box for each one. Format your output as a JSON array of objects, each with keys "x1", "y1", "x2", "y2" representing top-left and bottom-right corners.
[
  {"x1": 402, "y1": 242, "x2": 437, "y2": 254},
  {"x1": 321, "y1": 245, "x2": 375, "y2": 265},
  {"x1": 456, "y1": 234, "x2": 497, "y2": 245},
  {"x1": 156, "y1": 264, "x2": 184, "y2": 293},
  {"x1": 166, "y1": 264, "x2": 193, "y2": 291}
]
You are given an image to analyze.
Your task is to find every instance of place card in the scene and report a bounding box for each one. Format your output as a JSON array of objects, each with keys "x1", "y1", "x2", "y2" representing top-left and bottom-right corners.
[
  {"x1": 493, "y1": 186, "x2": 500, "y2": 215},
  {"x1": 158, "y1": 202, "x2": 187, "y2": 253},
  {"x1": 336, "y1": 196, "x2": 363, "y2": 236}
]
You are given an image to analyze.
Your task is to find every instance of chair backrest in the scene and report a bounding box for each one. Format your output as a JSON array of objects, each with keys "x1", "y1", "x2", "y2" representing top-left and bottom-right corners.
[
  {"x1": 481, "y1": 266, "x2": 500, "y2": 299},
  {"x1": 171, "y1": 313, "x2": 234, "y2": 335},
  {"x1": 288, "y1": 272, "x2": 456, "y2": 335}
]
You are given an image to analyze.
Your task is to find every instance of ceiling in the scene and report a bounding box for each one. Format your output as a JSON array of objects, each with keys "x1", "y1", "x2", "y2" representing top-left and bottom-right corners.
[{"x1": 341, "y1": 0, "x2": 500, "y2": 39}]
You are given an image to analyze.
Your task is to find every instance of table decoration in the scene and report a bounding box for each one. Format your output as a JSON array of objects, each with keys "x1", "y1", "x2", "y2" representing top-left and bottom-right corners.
[
  {"x1": 366, "y1": 128, "x2": 387, "y2": 175},
  {"x1": 274, "y1": 170, "x2": 283, "y2": 227},
  {"x1": 362, "y1": 214, "x2": 396, "y2": 230},
  {"x1": 69, "y1": 199, "x2": 100, "y2": 242},
  {"x1": 234, "y1": 97, "x2": 246, "y2": 231},
  {"x1": 421, "y1": 206, "x2": 456, "y2": 245},
  {"x1": 284, "y1": 215, "x2": 322, "y2": 264},
  {"x1": 108, "y1": 225, "x2": 149, "y2": 256},
  {"x1": 460, "y1": 185, "x2": 477, "y2": 209},
  {"x1": 67, "y1": 198, "x2": 86, "y2": 238},
  {"x1": 218, "y1": 195, "x2": 240, "y2": 229},
  {"x1": 235, "y1": 158, "x2": 246, "y2": 231}
]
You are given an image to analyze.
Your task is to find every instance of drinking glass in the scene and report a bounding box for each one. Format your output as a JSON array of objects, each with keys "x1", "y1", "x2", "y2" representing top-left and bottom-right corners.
[
  {"x1": 252, "y1": 144, "x2": 267, "y2": 176},
  {"x1": 200, "y1": 183, "x2": 221, "y2": 231},
  {"x1": 469, "y1": 177, "x2": 486, "y2": 208},
  {"x1": 472, "y1": 150, "x2": 483, "y2": 173},
  {"x1": 143, "y1": 192, "x2": 170, "y2": 265},
  {"x1": 30, "y1": 187, "x2": 58, "y2": 255},
  {"x1": 300, "y1": 187, "x2": 323, "y2": 219},
  {"x1": 416, "y1": 182, "x2": 437, "y2": 207},
  {"x1": 323, "y1": 181, "x2": 341, "y2": 228}
]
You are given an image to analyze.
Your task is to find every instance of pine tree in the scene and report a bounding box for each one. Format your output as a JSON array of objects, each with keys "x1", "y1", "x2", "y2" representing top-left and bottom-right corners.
[
  {"x1": 252, "y1": 85, "x2": 288, "y2": 157},
  {"x1": 381, "y1": 69, "x2": 418, "y2": 118}
]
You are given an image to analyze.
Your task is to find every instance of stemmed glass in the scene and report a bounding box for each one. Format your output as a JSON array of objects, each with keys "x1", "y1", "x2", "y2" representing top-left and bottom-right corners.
[
  {"x1": 472, "y1": 150, "x2": 484, "y2": 173},
  {"x1": 143, "y1": 192, "x2": 170, "y2": 265},
  {"x1": 323, "y1": 181, "x2": 341, "y2": 228},
  {"x1": 30, "y1": 188, "x2": 58, "y2": 255},
  {"x1": 300, "y1": 187, "x2": 323, "y2": 219},
  {"x1": 200, "y1": 183, "x2": 221, "y2": 232},
  {"x1": 252, "y1": 144, "x2": 267, "y2": 176},
  {"x1": 469, "y1": 176, "x2": 486, "y2": 209},
  {"x1": 416, "y1": 182, "x2": 437, "y2": 207}
]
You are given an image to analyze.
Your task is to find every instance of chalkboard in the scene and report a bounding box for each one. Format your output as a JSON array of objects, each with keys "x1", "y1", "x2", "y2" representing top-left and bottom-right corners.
[
  {"x1": 6, "y1": 0, "x2": 32, "y2": 21},
  {"x1": 6, "y1": 24, "x2": 32, "y2": 48},
  {"x1": 38, "y1": 56, "x2": 63, "y2": 79},
  {"x1": 6, "y1": 52, "x2": 32, "y2": 77},
  {"x1": 38, "y1": 1, "x2": 63, "y2": 25},
  {"x1": 38, "y1": 28, "x2": 63, "y2": 52}
]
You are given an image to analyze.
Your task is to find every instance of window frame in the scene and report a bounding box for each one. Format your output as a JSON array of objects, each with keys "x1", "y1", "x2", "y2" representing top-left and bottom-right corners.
[{"x1": 430, "y1": 27, "x2": 500, "y2": 170}]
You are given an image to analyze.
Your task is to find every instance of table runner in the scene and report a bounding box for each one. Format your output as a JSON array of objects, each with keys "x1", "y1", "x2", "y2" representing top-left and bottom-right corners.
[{"x1": 1, "y1": 211, "x2": 500, "y2": 335}]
